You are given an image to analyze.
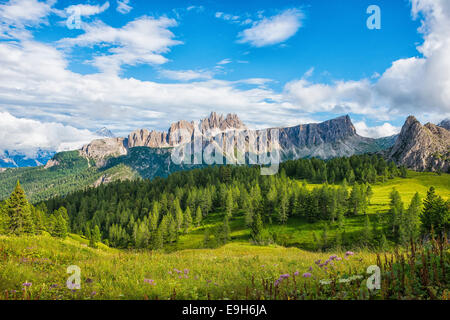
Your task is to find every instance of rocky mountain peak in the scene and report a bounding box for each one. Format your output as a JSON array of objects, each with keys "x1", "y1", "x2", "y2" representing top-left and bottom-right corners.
[
  {"x1": 199, "y1": 112, "x2": 246, "y2": 132},
  {"x1": 96, "y1": 127, "x2": 115, "y2": 138},
  {"x1": 389, "y1": 116, "x2": 449, "y2": 172},
  {"x1": 438, "y1": 118, "x2": 450, "y2": 130}
]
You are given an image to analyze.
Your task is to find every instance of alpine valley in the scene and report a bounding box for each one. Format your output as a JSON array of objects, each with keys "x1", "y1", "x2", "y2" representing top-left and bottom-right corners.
[{"x1": 0, "y1": 112, "x2": 448, "y2": 203}]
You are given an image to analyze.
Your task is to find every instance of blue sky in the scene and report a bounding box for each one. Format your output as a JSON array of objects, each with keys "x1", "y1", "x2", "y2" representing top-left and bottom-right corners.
[{"x1": 0, "y1": 0, "x2": 449, "y2": 154}]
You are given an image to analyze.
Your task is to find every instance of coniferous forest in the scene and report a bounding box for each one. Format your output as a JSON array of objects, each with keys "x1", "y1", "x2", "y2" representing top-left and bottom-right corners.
[{"x1": 3, "y1": 154, "x2": 446, "y2": 252}]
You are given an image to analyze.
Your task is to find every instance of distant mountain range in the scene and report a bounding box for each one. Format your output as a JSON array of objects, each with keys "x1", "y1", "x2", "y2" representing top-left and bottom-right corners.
[
  {"x1": 0, "y1": 149, "x2": 55, "y2": 168},
  {"x1": 0, "y1": 112, "x2": 448, "y2": 202}
]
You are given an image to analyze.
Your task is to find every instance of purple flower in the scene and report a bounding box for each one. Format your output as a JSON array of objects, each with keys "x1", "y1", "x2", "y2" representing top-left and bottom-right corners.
[
  {"x1": 345, "y1": 251, "x2": 354, "y2": 256},
  {"x1": 85, "y1": 278, "x2": 93, "y2": 284},
  {"x1": 50, "y1": 284, "x2": 59, "y2": 289},
  {"x1": 184, "y1": 269, "x2": 189, "y2": 275},
  {"x1": 91, "y1": 291, "x2": 97, "y2": 296},
  {"x1": 274, "y1": 279, "x2": 280, "y2": 287},
  {"x1": 302, "y1": 273, "x2": 312, "y2": 278},
  {"x1": 308, "y1": 266, "x2": 313, "y2": 271},
  {"x1": 144, "y1": 279, "x2": 155, "y2": 285},
  {"x1": 336, "y1": 257, "x2": 342, "y2": 261},
  {"x1": 294, "y1": 271, "x2": 299, "y2": 276},
  {"x1": 22, "y1": 282, "x2": 32, "y2": 287},
  {"x1": 280, "y1": 274, "x2": 290, "y2": 279},
  {"x1": 329, "y1": 255, "x2": 337, "y2": 260},
  {"x1": 315, "y1": 259, "x2": 321, "y2": 265},
  {"x1": 174, "y1": 268, "x2": 181, "y2": 274},
  {"x1": 168, "y1": 271, "x2": 172, "y2": 275}
]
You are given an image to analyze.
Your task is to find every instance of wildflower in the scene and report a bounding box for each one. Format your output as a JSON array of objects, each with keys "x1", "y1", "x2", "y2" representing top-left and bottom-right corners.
[
  {"x1": 85, "y1": 278, "x2": 93, "y2": 284},
  {"x1": 174, "y1": 268, "x2": 181, "y2": 274},
  {"x1": 91, "y1": 291, "x2": 97, "y2": 296},
  {"x1": 184, "y1": 268, "x2": 189, "y2": 275},
  {"x1": 280, "y1": 274, "x2": 290, "y2": 279},
  {"x1": 50, "y1": 284, "x2": 59, "y2": 289},
  {"x1": 315, "y1": 259, "x2": 321, "y2": 265},
  {"x1": 308, "y1": 266, "x2": 313, "y2": 271},
  {"x1": 144, "y1": 279, "x2": 155, "y2": 285},
  {"x1": 336, "y1": 257, "x2": 342, "y2": 261},
  {"x1": 329, "y1": 255, "x2": 337, "y2": 260},
  {"x1": 22, "y1": 282, "x2": 32, "y2": 287},
  {"x1": 302, "y1": 273, "x2": 312, "y2": 278},
  {"x1": 345, "y1": 251, "x2": 354, "y2": 256},
  {"x1": 274, "y1": 279, "x2": 280, "y2": 287},
  {"x1": 294, "y1": 271, "x2": 299, "y2": 276},
  {"x1": 168, "y1": 271, "x2": 172, "y2": 275}
]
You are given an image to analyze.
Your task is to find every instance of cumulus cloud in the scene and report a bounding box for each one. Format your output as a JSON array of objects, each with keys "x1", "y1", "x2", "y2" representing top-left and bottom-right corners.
[
  {"x1": 58, "y1": 16, "x2": 181, "y2": 74},
  {"x1": 238, "y1": 9, "x2": 304, "y2": 47},
  {"x1": 354, "y1": 121, "x2": 400, "y2": 138},
  {"x1": 0, "y1": 111, "x2": 102, "y2": 157},
  {"x1": 0, "y1": 0, "x2": 54, "y2": 39},
  {"x1": 373, "y1": 0, "x2": 450, "y2": 117}
]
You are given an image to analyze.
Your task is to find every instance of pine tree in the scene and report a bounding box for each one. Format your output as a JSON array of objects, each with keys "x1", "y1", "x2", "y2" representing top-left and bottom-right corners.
[
  {"x1": 183, "y1": 207, "x2": 192, "y2": 233},
  {"x1": 362, "y1": 214, "x2": 372, "y2": 246},
  {"x1": 195, "y1": 206, "x2": 202, "y2": 227},
  {"x1": 5, "y1": 181, "x2": 34, "y2": 235},
  {"x1": 388, "y1": 188, "x2": 404, "y2": 241},
  {"x1": 52, "y1": 212, "x2": 68, "y2": 238},
  {"x1": 88, "y1": 225, "x2": 101, "y2": 248},
  {"x1": 152, "y1": 226, "x2": 164, "y2": 249},
  {"x1": 0, "y1": 203, "x2": 9, "y2": 234},
  {"x1": 225, "y1": 189, "x2": 233, "y2": 218},
  {"x1": 221, "y1": 216, "x2": 231, "y2": 244},
  {"x1": 400, "y1": 192, "x2": 421, "y2": 244},
  {"x1": 277, "y1": 188, "x2": 289, "y2": 224},
  {"x1": 250, "y1": 212, "x2": 263, "y2": 244},
  {"x1": 420, "y1": 187, "x2": 449, "y2": 237}
]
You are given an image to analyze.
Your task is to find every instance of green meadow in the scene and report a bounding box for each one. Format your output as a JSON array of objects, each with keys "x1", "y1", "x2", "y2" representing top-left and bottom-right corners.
[{"x1": 0, "y1": 171, "x2": 448, "y2": 300}]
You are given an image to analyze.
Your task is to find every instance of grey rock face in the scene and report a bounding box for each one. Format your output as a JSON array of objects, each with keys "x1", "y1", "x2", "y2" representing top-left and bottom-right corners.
[
  {"x1": 438, "y1": 119, "x2": 450, "y2": 130},
  {"x1": 389, "y1": 116, "x2": 450, "y2": 172},
  {"x1": 79, "y1": 137, "x2": 128, "y2": 167},
  {"x1": 96, "y1": 127, "x2": 115, "y2": 138}
]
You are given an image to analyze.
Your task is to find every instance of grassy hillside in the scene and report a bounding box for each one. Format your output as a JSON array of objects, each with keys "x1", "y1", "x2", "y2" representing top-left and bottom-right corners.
[
  {"x1": 0, "y1": 234, "x2": 379, "y2": 300},
  {"x1": 0, "y1": 151, "x2": 139, "y2": 203},
  {"x1": 172, "y1": 171, "x2": 449, "y2": 251},
  {"x1": 1, "y1": 234, "x2": 448, "y2": 300}
]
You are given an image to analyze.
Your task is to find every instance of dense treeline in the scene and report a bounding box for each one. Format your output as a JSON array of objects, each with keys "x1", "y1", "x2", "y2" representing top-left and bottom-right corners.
[
  {"x1": 2, "y1": 154, "x2": 448, "y2": 250},
  {"x1": 36, "y1": 154, "x2": 447, "y2": 250},
  {"x1": 0, "y1": 181, "x2": 69, "y2": 239}
]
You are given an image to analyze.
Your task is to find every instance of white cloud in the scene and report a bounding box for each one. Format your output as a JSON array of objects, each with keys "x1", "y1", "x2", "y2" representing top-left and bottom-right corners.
[
  {"x1": 373, "y1": 0, "x2": 450, "y2": 116},
  {"x1": 65, "y1": 1, "x2": 110, "y2": 18},
  {"x1": 159, "y1": 69, "x2": 213, "y2": 81},
  {"x1": 0, "y1": 111, "x2": 102, "y2": 157},
  {"x1": 58, "y1": 16, "x2": 181, "y2": 74},
  {"x1": 284, "y1": 72, "x2": 384, "y2": 118},
  {"x1": 0, "y1": 0, "x2": 54, "y2": 39},
  {"x1": 116, "y1": 0, "x2": 132, "y2": 14},
  {"x1": 238, "y1": 9, "x2": 304, "y2": 47},
  {"x1": 354, "y1": 121, "x2": 400, "y2": 138},
  {"x1": 217, "y1": 58, "x2": 232, "y2": 65}
]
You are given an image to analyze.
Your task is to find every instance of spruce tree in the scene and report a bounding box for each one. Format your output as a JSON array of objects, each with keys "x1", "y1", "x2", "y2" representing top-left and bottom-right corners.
[
  {"x1": 250, "y1": 212, "x2": 263, "y2": 244},
  {"x1": 195, "y1": 206, "x2": 202, "y2": 227},
  {"x1": 183, "y1": 207, "x2": 192, "y2": 233},
  {"x1": 420, "y1": 187, "x2": 449, "y2": 237},
  {"x1": 5, "y1": 181, "x2": 34, "y2": 235}
]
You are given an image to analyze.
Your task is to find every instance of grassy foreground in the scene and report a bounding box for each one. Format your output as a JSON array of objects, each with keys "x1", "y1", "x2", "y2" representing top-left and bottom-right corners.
[{"x1": 1, "y1": 234, "x2": 449, "y2": 300}]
